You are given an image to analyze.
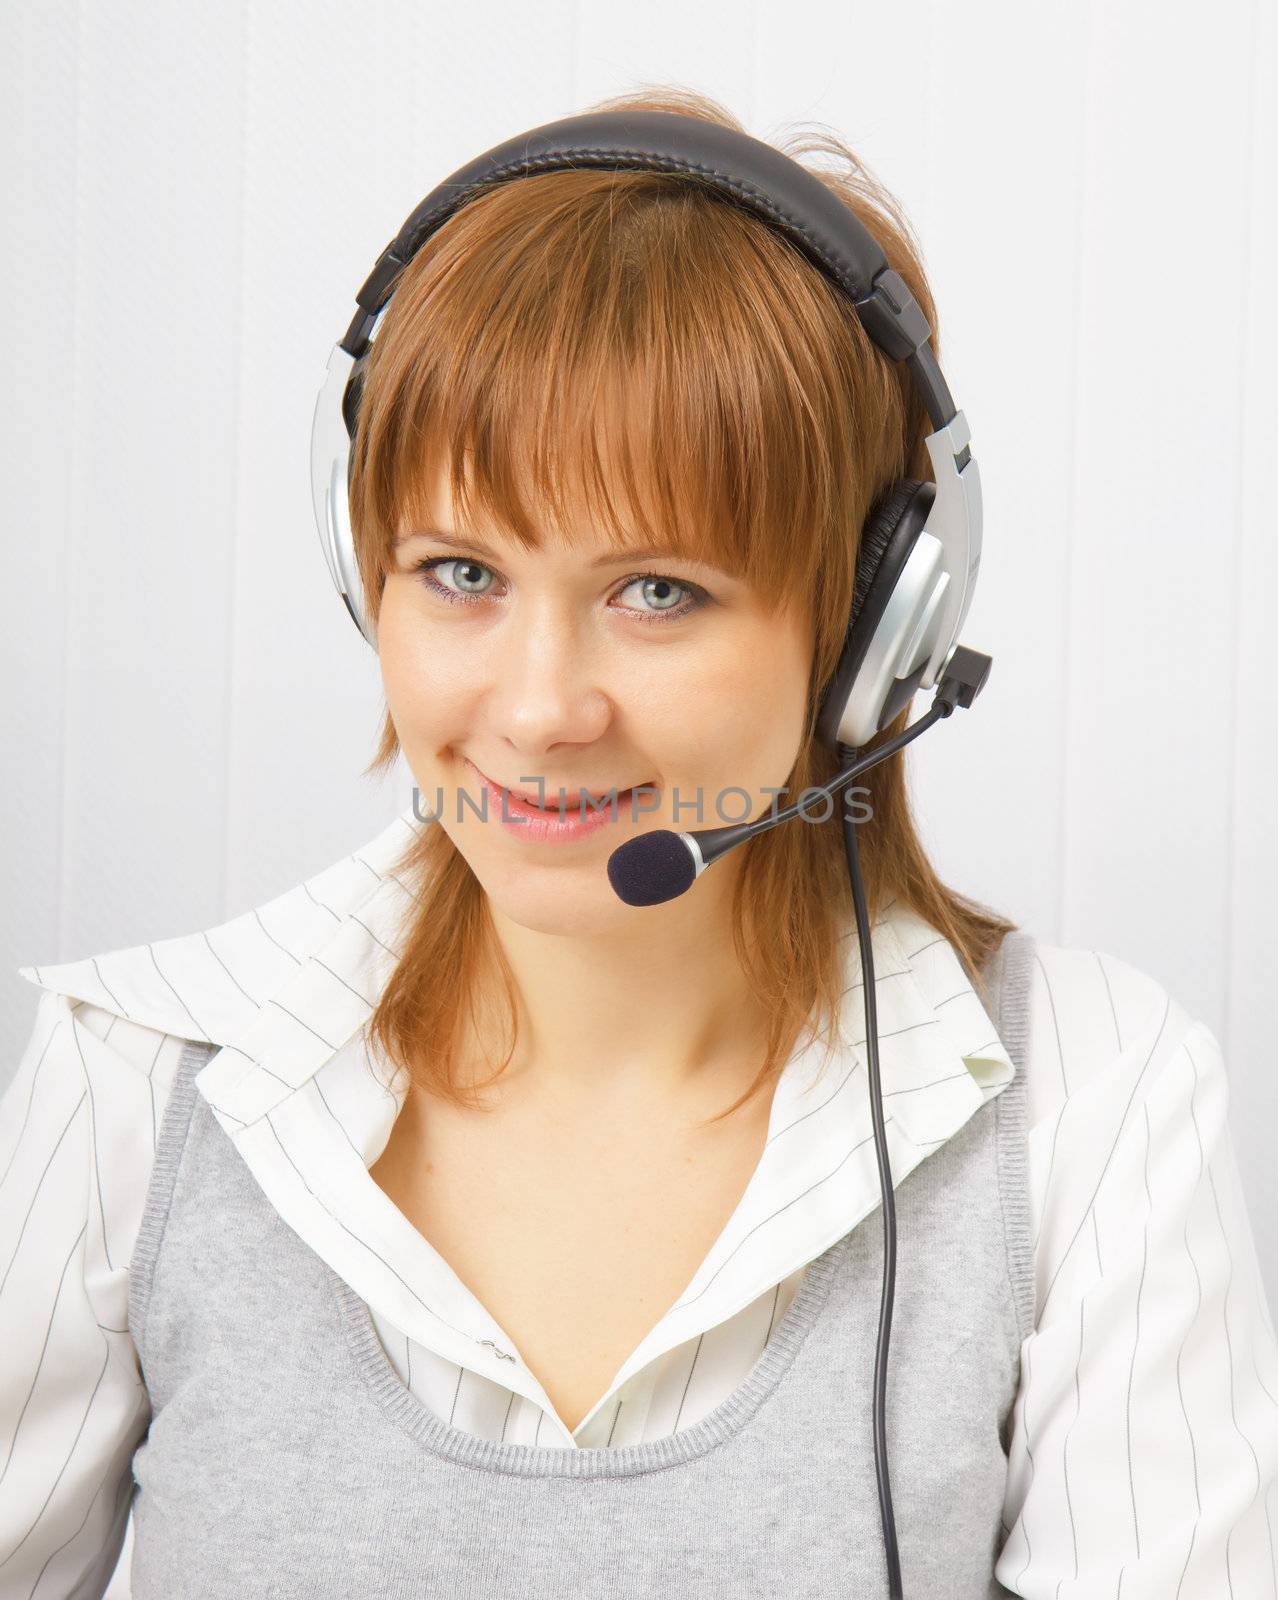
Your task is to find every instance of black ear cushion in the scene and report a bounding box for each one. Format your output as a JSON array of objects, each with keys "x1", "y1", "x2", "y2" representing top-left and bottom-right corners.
[
  {"x1": 852, "y1": 479, "x2": 925, "y2": 623},
  {"x1": 342, "y1": 356, "x2": 368, "y2": 440}
]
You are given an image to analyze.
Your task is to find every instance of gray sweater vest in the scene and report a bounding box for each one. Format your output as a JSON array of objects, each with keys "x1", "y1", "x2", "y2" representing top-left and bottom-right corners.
[{"x1": 124, "y1": 930, "x2": 1036, "y2": 1598}]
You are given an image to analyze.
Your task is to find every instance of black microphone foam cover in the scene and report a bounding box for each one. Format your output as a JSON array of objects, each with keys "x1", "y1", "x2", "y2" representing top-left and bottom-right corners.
[{"x1": 606, "y1": 830, "x2": 698, "y2": 906}]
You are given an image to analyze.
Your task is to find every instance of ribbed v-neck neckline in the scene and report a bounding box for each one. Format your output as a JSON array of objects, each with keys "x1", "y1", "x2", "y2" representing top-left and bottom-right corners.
[{"x1": 333, "y1": 1225, "x2": 855, "y2": 1478}]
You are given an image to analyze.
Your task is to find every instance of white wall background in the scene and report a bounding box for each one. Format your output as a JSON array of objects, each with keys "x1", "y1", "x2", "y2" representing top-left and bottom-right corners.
[{"x1": 3, "y1": 0, "x2": 1274, "y2": 1439}]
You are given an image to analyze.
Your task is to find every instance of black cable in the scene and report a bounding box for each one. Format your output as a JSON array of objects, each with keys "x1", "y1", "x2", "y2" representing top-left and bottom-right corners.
[
  {"x1": 834, "y1": 685, "x2": 964, "y2": 1599},
  {"x1": 836, "y1": 735, "x2": 903, "y2": 1599}
]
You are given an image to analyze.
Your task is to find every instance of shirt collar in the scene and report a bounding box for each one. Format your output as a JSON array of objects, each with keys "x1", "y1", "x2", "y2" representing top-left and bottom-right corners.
[
  {"x1": 16, "y1": 807, "x2": 422, "y2": 1054},
  {"x1": 17, "y1": 803, "x2": 1015, "y2": 1404}
]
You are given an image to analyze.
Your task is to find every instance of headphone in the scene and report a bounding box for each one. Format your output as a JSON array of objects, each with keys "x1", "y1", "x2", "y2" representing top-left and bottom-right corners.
[{"x1": 309, "y1": 109, "x2": 990, "y2": 1598}]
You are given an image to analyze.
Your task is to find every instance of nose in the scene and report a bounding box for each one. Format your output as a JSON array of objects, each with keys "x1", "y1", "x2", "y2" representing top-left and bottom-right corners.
[{"x1": 481, "y1": 596, "x2": 613, "y2": 760}]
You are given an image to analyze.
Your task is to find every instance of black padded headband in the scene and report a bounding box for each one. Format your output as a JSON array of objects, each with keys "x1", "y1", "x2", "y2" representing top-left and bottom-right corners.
[{"x1": 337, "y1": 109, "x2": 961, "y2": 441}]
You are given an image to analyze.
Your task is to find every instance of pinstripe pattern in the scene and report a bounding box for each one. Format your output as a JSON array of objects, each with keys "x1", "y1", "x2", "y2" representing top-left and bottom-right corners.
[{"x1": 2, "y1": 805, "x2": 1276, "y2": 1596}]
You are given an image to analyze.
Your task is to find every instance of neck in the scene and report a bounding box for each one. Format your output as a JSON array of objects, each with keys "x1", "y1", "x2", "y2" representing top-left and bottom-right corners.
[{"x1": 456, "y1": 869, "x2": 773, "y2": 1119}]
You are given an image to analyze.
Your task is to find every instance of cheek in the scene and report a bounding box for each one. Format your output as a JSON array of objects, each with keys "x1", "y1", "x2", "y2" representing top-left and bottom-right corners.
[
  {"x1": 376, "y1": 588, "x2": 467, "y2": 726},
  {"x1": 706, "y1": 616, "x2": 811, "y2": 732},
  {"x1": 650, "y1": 628, "x2": 811, "y2": 791},
  {"x1": 724, "y1": 670, "x2": 809, "y2": 779}
]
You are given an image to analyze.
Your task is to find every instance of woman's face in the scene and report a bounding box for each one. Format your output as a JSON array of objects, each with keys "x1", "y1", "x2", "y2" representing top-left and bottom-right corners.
[{"x1": 377, "y1": 464, "x2": 815, "y2": 936}]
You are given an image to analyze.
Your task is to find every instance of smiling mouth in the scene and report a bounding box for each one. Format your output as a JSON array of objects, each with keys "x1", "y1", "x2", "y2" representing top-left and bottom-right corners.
[{"x1": 465, "y1": 760, "x2": 651, "y2": 809}]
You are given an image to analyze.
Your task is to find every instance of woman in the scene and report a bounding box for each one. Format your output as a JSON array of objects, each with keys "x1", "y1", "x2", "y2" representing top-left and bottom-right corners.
[{"x1": 3, "y1": 87, "x2": 1275, "y2": 1597}]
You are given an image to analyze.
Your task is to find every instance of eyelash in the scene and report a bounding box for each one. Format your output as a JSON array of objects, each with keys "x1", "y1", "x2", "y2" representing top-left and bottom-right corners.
[{"x1": 409, "y1": 557, "x2": 710, "y2": 626}]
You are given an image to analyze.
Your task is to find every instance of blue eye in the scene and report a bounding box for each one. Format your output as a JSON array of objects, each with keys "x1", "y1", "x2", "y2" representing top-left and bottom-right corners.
[
  {"x1": 414, "y1": 557, "x2": 494, "y2": 603},
  {"x1": 410, "y1": 558, "x2": 708, "y2": 625}
]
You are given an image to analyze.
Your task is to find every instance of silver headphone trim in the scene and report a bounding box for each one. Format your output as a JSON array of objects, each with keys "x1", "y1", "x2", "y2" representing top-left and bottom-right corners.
[
  {"x1": 917, "y1": 411, "x2": 981, "y2": 688},
  {"x1": 682, "y1": 833, "x2": 709, "y2": 880},
  {"x1": 311, "y1": 343, "x2": 376, "y2": 649}
]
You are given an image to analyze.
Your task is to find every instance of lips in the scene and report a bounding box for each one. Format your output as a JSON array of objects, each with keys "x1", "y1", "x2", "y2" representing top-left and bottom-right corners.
[
  {"x1": 505, "y1": 778, "x2": 622, "y2": 805},
  {"x1": 466, "y1": 760, "x2": 642, "y2": 809}
]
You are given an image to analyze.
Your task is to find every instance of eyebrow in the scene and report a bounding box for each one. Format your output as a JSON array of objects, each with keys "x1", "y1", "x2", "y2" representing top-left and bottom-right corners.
[{"x1": 396, "y1": 528, "x2": 721, "y2": 572}]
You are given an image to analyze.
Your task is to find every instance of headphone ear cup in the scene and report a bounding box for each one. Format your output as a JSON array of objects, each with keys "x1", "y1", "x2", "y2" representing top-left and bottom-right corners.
[
  {"x1": 815, "y1": 478, "x2": 936, "y2": 752},
  {"x1": 851, "y1": 480, "x2": 921, "y2": 622}
]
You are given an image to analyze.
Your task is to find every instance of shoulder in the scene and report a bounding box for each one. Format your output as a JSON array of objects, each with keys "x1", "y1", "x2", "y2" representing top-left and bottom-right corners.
[
  {"x1": 1019, "y1": 936, "x2": 1206, "y2": 1136},
  {"x1": 1012, "y1": 935, "x2": 1234, "y2": 1310},
  {"x1": 5, "y1": 985, "x2": 188, "y2": 1129},
  {"x1": 13, "y1": 806, "x2": 422, "y2": 1053},
  {"x1": 2, "y1": 988, "x2": 194, "y2": 1234}
]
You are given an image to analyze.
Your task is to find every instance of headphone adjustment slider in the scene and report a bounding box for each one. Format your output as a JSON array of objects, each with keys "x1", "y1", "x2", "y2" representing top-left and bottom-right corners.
[{"x1": 853, "y1": 266, "x2": 932, "y2": 362}]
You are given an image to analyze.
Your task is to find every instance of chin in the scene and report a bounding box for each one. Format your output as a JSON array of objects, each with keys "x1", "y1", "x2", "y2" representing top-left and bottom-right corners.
[
  {"x1": 507, "y1": 900, "x2": 629, "y2": 937},
  {"x1": 462, "y1": 852, "x2": 638, "y2": 936}
]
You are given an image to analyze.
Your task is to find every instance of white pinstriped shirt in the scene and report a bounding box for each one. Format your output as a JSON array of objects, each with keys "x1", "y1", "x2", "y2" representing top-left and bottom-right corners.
[{"x1": 2, "y1": 802, "x2": 1276, "y2": 1597}]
